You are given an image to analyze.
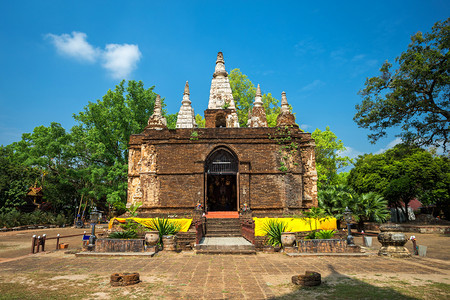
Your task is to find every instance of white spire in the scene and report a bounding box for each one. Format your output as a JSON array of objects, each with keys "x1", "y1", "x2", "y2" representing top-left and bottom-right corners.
[
  {"x1": 208, "y1": 52, "x2": 235, "y2": 110},
  {"x1": 176, "y1": 81, "x2": 197, "y2": 128},
  {"x1": 253, "y1": 84, "x2": 263, "y2": 107},
  {"x1": 280, "y1": 91, "x2": 290, "y2": 113}
]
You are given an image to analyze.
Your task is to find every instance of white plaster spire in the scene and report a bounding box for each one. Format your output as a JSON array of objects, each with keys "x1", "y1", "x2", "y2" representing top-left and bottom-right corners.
[
  {"x1": 253, "y1": 84, "x2": 263, "y2": 107},
  {"x1": 208, "y1": 52, "x2": 235, "y2": 110},
  {"x1": 249, "y1": 84, "x2": 268, "y2": 127},
  {"x1": 280, "y1": 91, "x2": 290, "y2": 113},
  {"x1": 176, "y1": 81, "x2": 197, "y2": 128},
  {"x1": 153, "y1": 94, "x2": 162, "y2": 116}
]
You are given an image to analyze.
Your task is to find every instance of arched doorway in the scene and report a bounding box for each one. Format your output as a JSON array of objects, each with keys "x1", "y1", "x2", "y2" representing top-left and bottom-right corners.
[{"x1": 205, "y1": 148, "x2": 238, "y2": 212}]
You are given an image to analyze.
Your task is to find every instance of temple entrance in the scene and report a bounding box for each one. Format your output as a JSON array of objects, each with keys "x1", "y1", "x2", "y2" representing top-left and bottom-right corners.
[
  {"x1": 206, "y1": 175, "x2": 237, "y2": 211},
  {"x1": 205, "y1": 148, "x2": 238, "y2": 212}
]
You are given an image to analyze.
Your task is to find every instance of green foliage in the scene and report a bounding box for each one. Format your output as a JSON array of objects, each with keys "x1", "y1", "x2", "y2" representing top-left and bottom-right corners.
[
  {"x1": 318, "y1": 184, "x2": 355, "y2": 220},
  {"x1": 312, "y1": 126, "x2": 352, "y2": 189},
  {"x1": 354, "y1": 18, "x2": 450, "y2": 152},
  {"x1": 0, "y1": 210, "x2": 68, "y2": 228},
  {"x1": 352, "y1": 192, "x2": 390, "y2": 224},
  {"x1": 108, "y1": 230, "x2": 138, "y2": 239},
  {"x1": 166, "y1": 113, "x2": 178, "y2": 129},
  {"x1": 315, "y1": 229, "x2": 336, "y2": 239},
  {"x1": 228, "y1": 68, "x2": 281, "y2": 127},
  {"x1": 318, "y1": 184, "x2": 390, "y2": 229},
  {"x1": 304, "y1": 231, "x2": 317, "y2": 240},
  {"x1": 260, "y1": 219, "x2": 289, "y2": 246},
  {"x1": 348, "y1": 143, "x2": 449, "y2": 219},
  {"x1": 269, "y1": 126, "x2": 301, "y2": 173},
  {"x1": 190, "y1": 131, "x2": 199, "y2": 141},
  {"x1": 147, "y1": 218, "x2": 182, "y2": 239},
  {"x1": 0, "y1": 145, "x2": 40, "y2": 212},
  {"x1": 72, "y1": 80, "x2": 160, "y2": 211},
  {"x1": 195, "y1": 114, "x2": 205, "y2": 128}
]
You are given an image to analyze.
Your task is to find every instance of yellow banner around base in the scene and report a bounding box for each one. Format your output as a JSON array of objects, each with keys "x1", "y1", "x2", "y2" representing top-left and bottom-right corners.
[
  {"x1": 253, "y1": 217, "x2": 337, "y2": 236},
  {"x1": 108, "y1": 218, "x2": 192, "y2": 232}
]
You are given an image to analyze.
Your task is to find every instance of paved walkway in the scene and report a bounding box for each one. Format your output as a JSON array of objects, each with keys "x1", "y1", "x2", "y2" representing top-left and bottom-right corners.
[
  {"x1": 1, "y1": 250, "x2": 449, "y2": 299},
  {"x1": 1, "y1": 227, "x2": 449, "y2": 299}
]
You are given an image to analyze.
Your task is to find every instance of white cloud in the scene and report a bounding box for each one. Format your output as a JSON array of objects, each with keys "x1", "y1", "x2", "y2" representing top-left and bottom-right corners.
[
  {"x1": 300, "y1": 80, "x2": 325, "y2": 92},
  {"x1": 375, "y1": 137, "x2": 402, "y2": 154},
  {"x1": 102, "y1": 44, "x2": 142, "y2": 79},
  {"x1": 300, "y1": 124, "x2": 311, "y2": 131},
  {"x1": 46, "y1": 31, "x2": 141, "y2": 78},
  {"x1": 338, "y1": 146, "x2": 364, "y2": 159},
  {"x1": 46, "y1": 31, "x2": 99, "y2": 62}
]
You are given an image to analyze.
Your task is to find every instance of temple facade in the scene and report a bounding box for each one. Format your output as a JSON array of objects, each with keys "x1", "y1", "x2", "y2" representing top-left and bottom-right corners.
[{"x1": 127, "y1": 52, "x2": 318, "y2": 217}]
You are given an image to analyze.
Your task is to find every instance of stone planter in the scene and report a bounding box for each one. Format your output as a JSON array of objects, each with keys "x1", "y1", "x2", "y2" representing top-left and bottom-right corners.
[
  {"x1": 281, "y1": 232, "x2": 296, "y2": 248},
  {"x1": 298, "y1": 239, "x2": 361, "y2": 253},
  {"x1": 162, "y1": 235, "x2": 177, "y2": 251},
  {"x1": 95, "y1": 238, "x2": 145, "y2": 252},
  {"x1": 377, "y1": 224, "x2": 410, "y2": 258},
  {"x1": 144, "y1": 231, "x2": 159, "y2": 246}
]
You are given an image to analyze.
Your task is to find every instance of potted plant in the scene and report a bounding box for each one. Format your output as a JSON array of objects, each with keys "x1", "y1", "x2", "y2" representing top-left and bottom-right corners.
[
  {"x1": 261, "y1": 219, "x2": 289, "y2": 252},
  {"x1": 148, "y1": 218, "x2": 182, "y2": 251}
]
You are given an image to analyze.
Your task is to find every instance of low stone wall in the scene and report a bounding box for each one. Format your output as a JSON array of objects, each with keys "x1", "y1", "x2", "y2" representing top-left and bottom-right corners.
[
  {"x1": 401, "y1": 225, "x2": 450, "y2": 234},
  {"x1": 95, "y1": 238, "x2": 145, "y2": 252},
  {"x1": 297, "y1": 239, "x2": 361, "y2": 253}
]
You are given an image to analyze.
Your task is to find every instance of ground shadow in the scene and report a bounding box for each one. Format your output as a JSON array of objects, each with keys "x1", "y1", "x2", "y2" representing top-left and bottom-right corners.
[{"x1": 269, "y1": 264, "x2": 418, "y2": 300}]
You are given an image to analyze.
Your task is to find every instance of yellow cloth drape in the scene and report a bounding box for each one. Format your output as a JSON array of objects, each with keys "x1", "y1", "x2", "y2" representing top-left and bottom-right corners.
[
  {"x1": 253, "y1": 217, "x2": 337, "y2": 236},
  {"x1": 108, "y1": 217, "x2": 192, "y2": 232}
]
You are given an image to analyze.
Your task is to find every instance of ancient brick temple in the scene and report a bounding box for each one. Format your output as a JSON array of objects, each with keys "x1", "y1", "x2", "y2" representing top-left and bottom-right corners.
[{"x1": 128, "y1": 52, "x2": 318, "y2": 217}]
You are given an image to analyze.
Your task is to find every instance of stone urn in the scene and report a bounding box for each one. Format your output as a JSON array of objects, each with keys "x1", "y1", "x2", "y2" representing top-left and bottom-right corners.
[
  {"x1": 377, "y1": 224, "x2": 411, "y2": 258},
  {"x1": 144, "y1": 231, "x2": 160, "y2": 246},
  {"x1": 281, "y1": 232, "x2": 296, "y2": 248},
  {"x1": 162, "y1": 235, "x2": 177, "y2": 251}
]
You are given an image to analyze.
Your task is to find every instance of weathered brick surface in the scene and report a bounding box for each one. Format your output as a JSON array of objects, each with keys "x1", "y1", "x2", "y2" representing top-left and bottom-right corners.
[
  {"x1": 297, "y1": 239, "x2": 362, "y2": 253},
  {"x1": 128, "y1": 127, "x2": 317, "y2": 216}
]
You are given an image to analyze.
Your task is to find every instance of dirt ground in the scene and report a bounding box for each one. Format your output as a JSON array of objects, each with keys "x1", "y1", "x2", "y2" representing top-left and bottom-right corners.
[{"x1": 0, "y1": 227, "x2": 449, "y2": 299}]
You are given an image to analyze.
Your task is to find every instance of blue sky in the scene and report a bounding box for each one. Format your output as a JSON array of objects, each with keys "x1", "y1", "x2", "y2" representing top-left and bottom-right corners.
[{"x1": 1, "y1": 1, "x2": 449, "y2": 160}]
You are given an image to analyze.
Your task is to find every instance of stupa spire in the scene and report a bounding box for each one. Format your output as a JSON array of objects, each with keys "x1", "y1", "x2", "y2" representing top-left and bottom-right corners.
[
  {"x1": 176, "y1": 81, "x2": 197, "y2": 128},
  {"x1": 280, "y1": 91, "x2": 290, "y2": 113},
  {"x1": 253, "y1": 84, "x2": 263, "y2": 107},
  {"x1": 146, "y1": 94, "x2": 167, "y2": 129},
  {"x1": 248, "y1": 83, "x2": 267, "y2": 127},
  {"x1": 276, "y1": 91, "x2": 297, "y2": 127}
]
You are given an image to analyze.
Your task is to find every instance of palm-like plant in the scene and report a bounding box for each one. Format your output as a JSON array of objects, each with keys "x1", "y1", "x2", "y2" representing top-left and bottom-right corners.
[
  {"x1": 260, "y1": 219, "x2": 289, "y2": 246},
  {"x1": 148, "y1": 218, "x2": 182, "y2": 239},
  {"x1": 353, "y1": 192, "x2": 390, "y2": 231}
]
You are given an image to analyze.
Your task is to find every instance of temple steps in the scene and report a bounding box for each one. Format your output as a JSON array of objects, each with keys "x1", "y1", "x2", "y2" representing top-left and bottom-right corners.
[
  {"x1": 205, "y1": 217, "x2": 241, "y2": 237},
  {"x1": 195, "y1": 237, "x2": 256, "y2": 255}
]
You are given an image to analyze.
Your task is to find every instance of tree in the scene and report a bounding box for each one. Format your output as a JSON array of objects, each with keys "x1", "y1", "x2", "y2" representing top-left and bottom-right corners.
[
  {"x1": 312, "y1": 126, "x2": 352, "y2": 189},
  {"x1": 318, "y1": 184, "x2": 389, "y2": 230},
  {"x1": 348, "y1": 143, "x2": 450, "y2": 220},
  {"x1": 9, "y1": 122, "x2": 77, "y2": 214},
  {"x1": 195, "y1": 114, "x2": 205, "y2": 128},
  {"x1": 354, "y1": 18, "x2": 450, "y2": 152},
  {"x1": 352, "y1": 192, "x2": 390, "y2": 231},
  {"x1": 228, "y1": 68, "x2": 280, "y2": 127},
  {"x1": 0, "y1": 145, "x2": 40, "y2": 212},
  {"x1": 72, "y1": 80, "x2": 160, "y2": 211}
]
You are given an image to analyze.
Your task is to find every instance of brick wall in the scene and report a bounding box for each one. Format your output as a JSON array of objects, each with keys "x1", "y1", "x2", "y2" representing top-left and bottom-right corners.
[{"x1": 129, "y1": 127, "x2": 317, "y2": 216}]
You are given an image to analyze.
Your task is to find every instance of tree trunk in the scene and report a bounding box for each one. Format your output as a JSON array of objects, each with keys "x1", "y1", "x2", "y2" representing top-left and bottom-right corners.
[{"x1": 356, "y1": 219, "x2": 365, "y2": 232}]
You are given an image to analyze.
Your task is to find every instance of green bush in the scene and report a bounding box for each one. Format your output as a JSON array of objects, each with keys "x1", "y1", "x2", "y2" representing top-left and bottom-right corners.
[
  {"x1": 108, "y1": 230, "x2": 138, "y2": 239},
  {"x1": 261, "y1": 219, "x2": 289, "y2": 246},
  {"x1": 315, "y1": 230, "x2": 336, "y2": 239}
]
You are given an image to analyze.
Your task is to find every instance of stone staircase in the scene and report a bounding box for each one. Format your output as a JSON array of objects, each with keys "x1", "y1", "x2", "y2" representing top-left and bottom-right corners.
[
  {"x1": 205, "y1": 218, "x2": 242, "y2": 237},
  {"x1": 195, "y1": 237, "x2": 256, "y2": 255},
  {"x1": 195, "y1": 214, "x2": 256, "y2": 254}
]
